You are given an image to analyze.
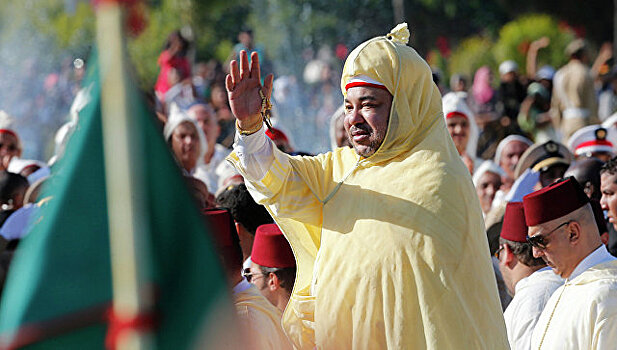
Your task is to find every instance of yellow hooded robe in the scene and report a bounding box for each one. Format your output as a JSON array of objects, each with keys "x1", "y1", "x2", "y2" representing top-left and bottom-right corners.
[{"x1": 228, "y1": 24, "x2": 509, "y2": 349}]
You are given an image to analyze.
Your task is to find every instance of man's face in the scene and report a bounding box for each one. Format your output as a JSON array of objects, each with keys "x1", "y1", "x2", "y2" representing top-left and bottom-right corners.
[
  {"x1": 446, "y1": 116, "x2": 469, "y2": 155},
  {"x1": 476, "y1": 172, "x2": 502, "y2": 213},
  {"x1": 499, "y1": 141, "x2": 529, "y2": 179},
  {"x1": 344, "y1": 86, "x2": 392, "y2": 158},
  {"x1": 529, "y1": 221, "x2": 575, "y2": 278},
  {"x1": 249, "y1": 262, "x2": 275, "y2": 305},
  {"x1": 539, "y1": 164, "x2": 568, "y2": 187},
  {"x1": 600, "y1": 172, "x2": 617, "y2": 224},
  {"x1": 501, "y1": 72, "x2": 516, "y2": 83},
  {"x1": 0, "y1": 132, "x2": 20, "y2": 170},
  {"x1": 189, "y1": 105, "x2": 219, "y2": 146},
  {"x1": 171, "y1": 121, "x2": 201, "y2": 171},
  {"x1": 590, "y1": 152, "x2": 613, "y2": 163}
]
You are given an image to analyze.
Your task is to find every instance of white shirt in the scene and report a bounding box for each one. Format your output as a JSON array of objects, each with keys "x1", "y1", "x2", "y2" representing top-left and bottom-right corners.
[
  {"x1": 193, "y1": 143, "x2": 230, "y2": 194},
  {"x1": 530, "y1": 246, "x2": 617, "y2": 350},
  {"x1": 233, "y1": 127, "x2": 280, "y2": 181},
  {"x1": 503, "y1": 267, "x2": 564, "y2": 350}
]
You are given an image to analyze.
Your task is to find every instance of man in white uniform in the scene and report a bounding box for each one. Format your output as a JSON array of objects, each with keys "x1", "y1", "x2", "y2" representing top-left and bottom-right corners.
[
  {"x1": 497, "y1": 201, "x2": 563, "y2": 350},
  {"x1": 524, "y1": 177, "x2": 617, "y2": 349}
]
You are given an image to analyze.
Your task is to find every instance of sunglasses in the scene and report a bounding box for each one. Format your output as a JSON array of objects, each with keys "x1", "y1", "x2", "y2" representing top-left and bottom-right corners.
[
  {"x1": 494, "y1": 244, "x2": 505, "y2": 259},
  {"x1": 242, "y1": 268, "x2": 265, "y2": 283},
  {"x1": 526, "y1": 220, "x2": 573, "y2": 249}
]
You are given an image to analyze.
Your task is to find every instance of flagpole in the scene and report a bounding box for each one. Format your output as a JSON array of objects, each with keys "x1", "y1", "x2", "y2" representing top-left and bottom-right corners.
[{"x1": 95, "y1": 2, "x2": 153, "y2": 350}]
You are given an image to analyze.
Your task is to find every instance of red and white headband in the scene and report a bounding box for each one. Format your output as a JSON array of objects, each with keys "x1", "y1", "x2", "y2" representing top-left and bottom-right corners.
[
  {"x1": 446, "y1": 111, "x2": 468, "y2": 120},
  {"x1": 345, "y1": 75, "x2": 389, "y2": 92},
  {"x1": 575, "y1": 140, "x2": 614, "y2": 156}
]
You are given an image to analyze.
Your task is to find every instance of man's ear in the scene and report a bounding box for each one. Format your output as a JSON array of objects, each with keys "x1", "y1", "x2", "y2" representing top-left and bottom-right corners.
[
  {"x1": 504, "y1": 245, "x2": 517, "y2": 269},
  {"x1": 568, "y1": 221, "x2": 582, "y2": 245},
  {"x1": 601, "y1": 232, "x2": 610, "y2": 246},
  {"x1": 268, "y1": 272, "x2": 279, "y2": 291}
]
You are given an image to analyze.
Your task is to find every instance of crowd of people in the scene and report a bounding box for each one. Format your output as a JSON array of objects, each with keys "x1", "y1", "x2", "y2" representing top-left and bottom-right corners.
[{"x1": 1, "y1": 21, "x2": 617, "y2": 349}]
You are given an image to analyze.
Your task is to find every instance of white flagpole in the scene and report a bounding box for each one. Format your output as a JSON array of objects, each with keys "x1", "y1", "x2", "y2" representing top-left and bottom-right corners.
[{"x1": 95, "y1": 2, "x2": 153, "y2": 350}]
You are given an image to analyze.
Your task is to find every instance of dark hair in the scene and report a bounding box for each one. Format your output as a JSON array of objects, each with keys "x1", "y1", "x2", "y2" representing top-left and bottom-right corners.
[
  {"x1": 601, "y1": 156, "x2": 617, "y2": 176},
  {"x1": 0, "y1": 171, "x2": 28, "y2": 205},
  {"x1": 260, "y1": 266, "x2": 296, "y2": 293},
  {"x1": 499, "y1": 237, "x2": 546, "y2": 267},
  {"x1": 216, "y1": 184, "x2": 273, "y2": 234}
]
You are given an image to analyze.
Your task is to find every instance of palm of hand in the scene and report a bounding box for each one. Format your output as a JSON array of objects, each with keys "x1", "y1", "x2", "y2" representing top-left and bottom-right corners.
[
  {"x1": 228, "y1": 78, "x2": 262, "y2": 121},
  {"x1": 225, "y1": 50, "x2": 273, "y2": 126}
]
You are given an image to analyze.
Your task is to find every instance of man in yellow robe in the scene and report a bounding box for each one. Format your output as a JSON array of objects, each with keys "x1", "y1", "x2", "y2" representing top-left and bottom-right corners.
[{"x1": 225, "y1": 24, "x2": 509, "y2": 349}]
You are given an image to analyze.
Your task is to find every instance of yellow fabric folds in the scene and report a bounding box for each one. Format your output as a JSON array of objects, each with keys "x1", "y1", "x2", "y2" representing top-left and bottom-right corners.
[
  {"x1": 228, "y1": 23, "x2": 509, "y2": 349},
  {"x1": 234, "y1": 285, "x2": 293, "y2": 350}
]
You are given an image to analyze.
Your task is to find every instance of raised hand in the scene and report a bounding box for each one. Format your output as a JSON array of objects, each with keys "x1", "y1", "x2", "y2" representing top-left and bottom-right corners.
[
  {"x1": 530, "y1": 36, "x2": 550, "y2": 51},
  {"x1": 225, "y1": 50, "x2": 274, "y2": 130}
]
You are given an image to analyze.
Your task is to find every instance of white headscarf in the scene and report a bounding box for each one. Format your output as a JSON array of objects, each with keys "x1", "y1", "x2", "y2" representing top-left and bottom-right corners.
[
  {"x1": 329, "y1": 105, "x2": 346, "y2": 151},
  {"x1": 473, "y1": 160, "x2": 506, "y2": 186},
  {"x1": 164, "y1": 103, "x2": 208, "y2": 172},
  {"x1": 442, "y1": 92, "x2": 479, "y2": 158},
  {"x1": 493, "y1": 135, "x2": 533, "y2": 166}
]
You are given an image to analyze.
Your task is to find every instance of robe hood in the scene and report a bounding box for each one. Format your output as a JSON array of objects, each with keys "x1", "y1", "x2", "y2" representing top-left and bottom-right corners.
[{"x1": 340, "y1": 23, "x2": 443, "y2": 164}]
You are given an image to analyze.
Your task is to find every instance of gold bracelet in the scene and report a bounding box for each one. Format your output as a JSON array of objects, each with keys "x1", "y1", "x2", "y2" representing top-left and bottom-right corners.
[{"x1": 236, "y1": 119, "x2": 263, "y2": 135}]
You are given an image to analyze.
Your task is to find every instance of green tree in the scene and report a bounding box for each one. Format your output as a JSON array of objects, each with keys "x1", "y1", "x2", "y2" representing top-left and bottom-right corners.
[
  {"x1": 448, "y1": 36, "x2": 495, "y2": 78},
  {"x1": 492, "y1": 14, "x2": 574, "y2": 75}
]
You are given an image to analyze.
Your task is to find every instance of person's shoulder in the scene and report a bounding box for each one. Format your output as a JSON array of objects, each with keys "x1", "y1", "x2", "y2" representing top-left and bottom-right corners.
[{"x1": 569, "y1": 263, "x2": 617, "y2": 304}]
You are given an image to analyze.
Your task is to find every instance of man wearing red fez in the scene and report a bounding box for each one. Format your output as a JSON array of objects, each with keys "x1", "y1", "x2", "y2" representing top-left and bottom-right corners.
[
  {"x1": 224, "y1": 23, "x2": 508, "y2": 349},
  {"x1": 523, "y1": 177, "x2": 617, "y2": 349},
  {"x1": 204, "y1": 209, "x2": 292, "y2": 350},
  {"x1": 245, "y1": 223, "x2": 296, "y2": 312},
  {"x1": 496, "y1": 202, "x2": 563, "y2": 350}
]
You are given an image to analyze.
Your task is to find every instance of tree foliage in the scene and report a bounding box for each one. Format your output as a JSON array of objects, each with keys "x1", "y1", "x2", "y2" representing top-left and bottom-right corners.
[
  {"x1": 492, "y1": 14, "x2": 574, "y2": 74},
  {"x1": 448, "y1": 36, "x2": 495, "y2": 78},
  {"x1": 448, "y1": 14, "x2": 576, "y2": 80}
]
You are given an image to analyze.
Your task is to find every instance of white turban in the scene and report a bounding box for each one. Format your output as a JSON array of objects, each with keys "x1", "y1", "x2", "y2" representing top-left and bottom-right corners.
[{"x1": 473, "y1": 160, "x2": 506, "y2": 187}]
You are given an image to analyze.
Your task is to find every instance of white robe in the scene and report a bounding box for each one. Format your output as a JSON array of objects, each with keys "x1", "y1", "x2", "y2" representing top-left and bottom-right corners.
[
  {"x1": 530, "y1": 247, "x2": 617, "y2": 350},
  {"x1": 504, "y1": 267, "x2": 564, "y2": 350},
  {"x1": 193, "y1": 143, "x2": 230, "y2": 194}
]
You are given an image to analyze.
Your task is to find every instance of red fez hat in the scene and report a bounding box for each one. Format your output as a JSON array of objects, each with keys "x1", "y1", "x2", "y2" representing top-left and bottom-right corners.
[
  {"x1": 500, "y1": 202, "x2": 528, "y2": 243},
  {"x1": 203, "y1": 208, "x2": 237, "y2": 248},
  {"x1": 265, "y1": 128, "x2": 289, "y2": 144},
  {"x1": 523, "y1": 177, "x2": 589, "y2": 227},
  {"x1": 251, "y1": 224, "x2": 295, "y2": 268},
  {"x1": 590, "y1": 199, "x2": 608, "y2": 235}
]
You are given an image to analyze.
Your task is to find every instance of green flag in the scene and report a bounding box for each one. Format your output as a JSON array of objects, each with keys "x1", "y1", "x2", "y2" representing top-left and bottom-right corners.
[{"x1": 0, "y1": 48, "x2": 236, "y2": 349}]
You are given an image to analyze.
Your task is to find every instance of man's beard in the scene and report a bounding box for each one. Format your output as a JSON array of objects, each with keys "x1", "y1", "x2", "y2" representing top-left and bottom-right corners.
[{"x1": 348, "y1": 124, "x2": 384, "y2": 158}]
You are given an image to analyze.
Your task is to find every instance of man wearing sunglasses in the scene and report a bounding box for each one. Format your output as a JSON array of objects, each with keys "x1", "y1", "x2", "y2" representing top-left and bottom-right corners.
[
  {"x1": 204, "y1": 209, "x2": 292, "y2": 350},
  {"x1": 496, "y1": 202, "x2": 563, "y2": 350},
  {"x1": 522, "y1": 177, "x2": 617, "y2": 349},
  {"x1": 245, "y1": 223, "x2": 296, "y2": 313}
]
